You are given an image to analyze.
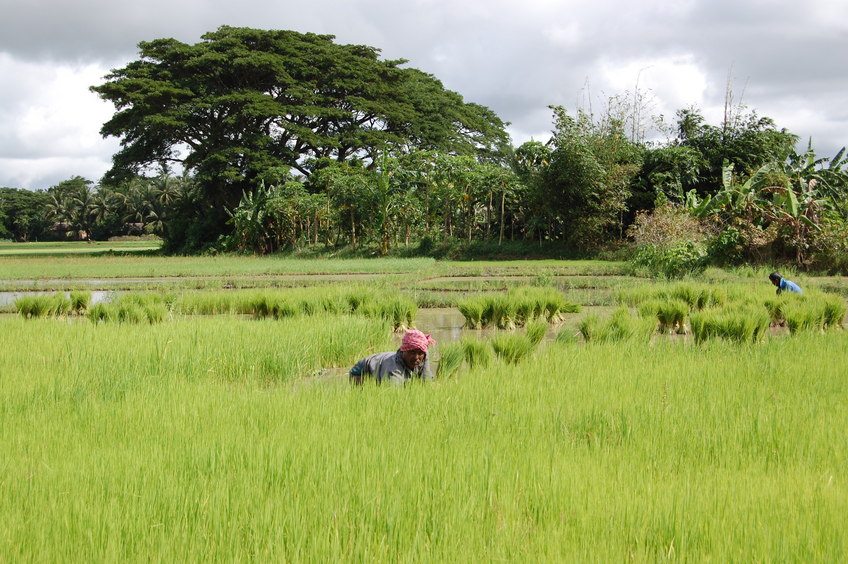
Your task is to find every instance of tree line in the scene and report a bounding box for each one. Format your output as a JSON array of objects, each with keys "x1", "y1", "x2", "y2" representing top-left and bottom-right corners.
[{"x1": 2, "y1": 26, "x2": 847, "y2": 271}]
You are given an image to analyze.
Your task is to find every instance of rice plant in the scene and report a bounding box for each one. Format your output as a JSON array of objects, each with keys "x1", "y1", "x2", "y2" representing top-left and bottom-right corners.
[
  {"x1": 460, "y1": 336, "x2": 494, "y2": 369},
  {"x1": 69, "y1": 290, "x2": 91, "y2": 314},
  {"x1": 14, "y1": 293, "x2": 71, "y2": 318},
  {"x1": 456, "y1": 287, "x2": 578, "y2": 329},
  {"x1": 86, "y1": 303, "x2": 114, "y2": 323},
  {"x1": 457, "y1": 298, "x2": 485, "y2": 329},
  {"x1": 689, "y1": 306, "x2": 770, "y2": 344},
  {"x1": 490, "y1": 333, "x2": 537, "y2": 364},
  {"x1": 638, "y1": 298, "x2": 688, "y2": 334},
  {"x1": 436, "y1": 342, "x2": 465, "y2": 379},
  {"x1": 579, "y1": 308, "x2": 656, "y2": 344},
  {"x1": 525, "y1": 319, "x2": 548, "y2": 345}
]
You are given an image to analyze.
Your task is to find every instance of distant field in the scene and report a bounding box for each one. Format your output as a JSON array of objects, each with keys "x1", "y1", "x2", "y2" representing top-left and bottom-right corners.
[{"x1": 0, "y1": 240, "x2": 162, "y2": 255}]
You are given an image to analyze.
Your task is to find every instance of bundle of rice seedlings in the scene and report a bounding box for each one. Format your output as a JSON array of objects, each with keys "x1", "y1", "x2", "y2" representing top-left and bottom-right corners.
[
  {"x1": 514, "y1": 299, "x2": 535, "y2": 326},
  {"x1": 489, "y1": 295, "x2": 516, "y2": 330},
  {"x1": 436, "y1": 342, "x2": 465, "y2": 379},
  {"x1": 554, "y1": 328, "x2": 579, "y2": 344},
  {"x1": 763, "y1": 296, "x2": 788, "y2": 326},
  {"x1": 690, "y1": 306, "x2": 770, "y2": 344},
  {"x1": 142, "y1": 302, "x2": 169, "y2": 323},
  {"x1": 87, "y1": 303, "x2": 114, "y2": 323},
  {"x1": 578, "y1": 314, "x2": 602, "y2": 342},
  {"x1": 270, "y1": 299, "x2": 298, "y2": 319},
  {"x1": 47, "y1": 293, "x2": 72, "y2": 316},
  {"x1": 656, "y1": 299, "x2": 689, "y2": 334},
  {"x1": 69, "y1": 291, "x2": 91, "y2": 314},
  {"x1": 821, "y1": 294, "x2": 847, "y2": 329},
  {"x1": 457, "y1": 298, "x2": 485, "y2": 329},
  {"x1": 321, "y1": 294, "x2": 351, "y2": 315},
  {"x1": 460, "y1": 337, "x2": 493, "y2": 368},
  {"x1": 248, "y1": 295, "x2": 272, "y2": 318},
  {"x1": 580, "y1": 308, "x2": 656, "y2": 344},
  {"x1": 14, "y1": 296, "x2": 42, "y2": 318},
  {"x1": 380, "y1": 298, "x2": 417, "y2": 330},
  {"x1": 782, "y1": 300, "x2": 826, "y2": 334},
  {"x1": 117, "y1": 303, "x2": 146, "y2": 324},
  {"x1": 490, "y1": 333, "x2": 536, "y2": 364},
  {"x1": 525, "y1": 319, "x2": 548, "y2": 346}
]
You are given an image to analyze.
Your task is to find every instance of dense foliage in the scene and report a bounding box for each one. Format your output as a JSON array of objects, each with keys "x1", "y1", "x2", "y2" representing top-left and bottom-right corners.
[{"x1": 3, "y1": 26, "x2": 847, "y2": 270}]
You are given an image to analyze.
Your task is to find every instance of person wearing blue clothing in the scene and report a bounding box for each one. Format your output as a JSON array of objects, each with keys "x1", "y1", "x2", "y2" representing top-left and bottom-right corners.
[{"x1": 769, "y1": 271, "x2": 803, "y2": 295}]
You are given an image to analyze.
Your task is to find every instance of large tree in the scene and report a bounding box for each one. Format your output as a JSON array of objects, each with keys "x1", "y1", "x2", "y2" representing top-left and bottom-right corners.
[{"x1": 92, "y1": 26, "x2": 508, "y2": 250}]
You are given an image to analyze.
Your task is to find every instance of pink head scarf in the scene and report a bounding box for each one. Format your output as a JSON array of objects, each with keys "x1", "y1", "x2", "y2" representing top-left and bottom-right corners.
[{"x1": 400, "y1": 329, "x2": 436, "y2": 354}]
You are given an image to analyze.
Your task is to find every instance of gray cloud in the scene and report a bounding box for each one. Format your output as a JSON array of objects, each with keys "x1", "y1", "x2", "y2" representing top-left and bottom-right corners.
[{"x1": 1, "y1": 0, "x2": 846, "y2": 190}]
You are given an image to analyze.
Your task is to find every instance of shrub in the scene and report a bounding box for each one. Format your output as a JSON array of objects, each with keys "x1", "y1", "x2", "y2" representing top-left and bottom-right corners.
[{"x1": 627, "y1": 204, "x2": 710, "y2": 279}]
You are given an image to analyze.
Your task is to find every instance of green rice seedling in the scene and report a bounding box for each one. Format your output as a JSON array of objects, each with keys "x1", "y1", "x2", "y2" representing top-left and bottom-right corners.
[
  {"x1": 489, "y1": 295, "x2": 516, "y2": 330},
  {"x1": 690, "y1": 306, "x2": 770, "y2": 344},
  {"x1": 13, "y1": 296, "x2": 38, "y2": 318},
  {"x1": 321, "y1": 294, "x2": 351, "y2": 315},
  {"x1": 514, "y1": 299, "x2": 535, "y2": 326},
  {"x1": 270, "y1": 298, "x2": 298, "y2": 319},
  {"x1": 116, "y1": 303, "x2": 146, "y2": 324},
  {"x1": 47, "y1": 293, "x2": 72, "y2": 316},
  {"x1": 460, "y1": 336, "x2": 493, "y2": 368},
  {"x1": 763, "y1": 296, "x2": 788, "y2": 326},
  {"x1": 457, "y1": 298, "x2": 485, "y2": 329},
  {"x1": 69, "y1": 290, "x2": 91, "y2": 314},
  {"x1": 248, "y1": 294, "x2": 272, "y2": 318},
  {"x1": 554, "y1": 326, "x2": 579, "y2": 343},
  {"x1": 525, "y1": 319, "x2": 548, "y2": 346},
  {"x1": 436, "y1": 342, "x2": 465, "y2": 379},
  {"x1": 578, "y1": 313, "x2": 601, "y2": 342},
  {"x1": 490, "y1": 332, "x2": 536, "y2": 364},
  {"x1": 86, "y1": 302, "x2": 114, "y2": 323},
  {"x1": 346, "y1": 287, "x2": 377, "y2": 312},
  {"x1": 821, "y1": 294, "x2": 847, "y2": 328},
  {"x1": 298, "y1": 298, "x2": 319, "y2": 316},
  {"x1": 782, "y1": 300, "x2": 825, "y2": 334},
  {"x1": 142, "y1": 302, "x2": 169, "y2": 324},
  {"x1": 580, "y1": 308, "x2": 655, "y2": 344},
  {"x1": 657, "y1": 299, "x2": 689, "y2": 334},
  {"x1": 381, "y1": 297, "x2": 417, "y2": 330},
  {"x1": 670, "y1": 283, "x2": 698, "y2": 309}
]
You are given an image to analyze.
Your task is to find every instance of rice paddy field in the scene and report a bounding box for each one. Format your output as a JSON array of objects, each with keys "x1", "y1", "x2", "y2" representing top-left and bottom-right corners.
[{"x1": 1, "y1": 244, "x2": 847, "y2": 561}]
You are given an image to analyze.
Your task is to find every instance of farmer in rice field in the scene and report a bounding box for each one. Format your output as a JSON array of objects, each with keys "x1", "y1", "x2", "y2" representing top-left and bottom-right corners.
[
  {"x1": 769, "y1": 271, "x2": 803, "y2": 295},
  {"x1": 349, "y1": 329, "x2": 435, "y2": 385}
]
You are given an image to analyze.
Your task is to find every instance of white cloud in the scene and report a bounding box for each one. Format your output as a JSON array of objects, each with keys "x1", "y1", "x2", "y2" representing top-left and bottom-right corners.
[{"x1": 0, "y1": 56, "x2": 118, "y2": 189}]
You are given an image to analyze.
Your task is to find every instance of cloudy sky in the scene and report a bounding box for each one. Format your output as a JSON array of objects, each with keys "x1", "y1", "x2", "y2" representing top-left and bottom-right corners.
[{"x1": 1, "y1": 0, "x2": 846, "y2": 190}]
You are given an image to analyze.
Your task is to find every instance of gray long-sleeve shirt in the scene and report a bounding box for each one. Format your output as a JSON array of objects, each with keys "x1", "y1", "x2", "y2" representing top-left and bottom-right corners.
[{"x1": 349, "y1": 350, "x2": 432, "y2": 384}]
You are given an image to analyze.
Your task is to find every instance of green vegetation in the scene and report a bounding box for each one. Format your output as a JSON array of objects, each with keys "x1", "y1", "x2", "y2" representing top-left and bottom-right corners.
[
  {"x1": 2, "y1": 310, "x2": 845, "y2": 560},
  {"x1": 3, "y1": 28, "x2": 846, "y2": 266}
]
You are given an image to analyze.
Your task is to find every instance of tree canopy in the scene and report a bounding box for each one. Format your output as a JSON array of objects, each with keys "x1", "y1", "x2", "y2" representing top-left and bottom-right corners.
[{"x1": 92, "y1": 26, "x2": 510, "y2": 218}]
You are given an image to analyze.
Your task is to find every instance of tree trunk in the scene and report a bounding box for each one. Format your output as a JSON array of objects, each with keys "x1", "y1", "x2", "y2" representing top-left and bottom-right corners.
[{"x1": 499, "y1": 191, "x2": 506, "y2": 246}]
